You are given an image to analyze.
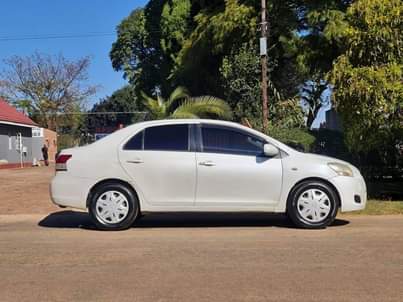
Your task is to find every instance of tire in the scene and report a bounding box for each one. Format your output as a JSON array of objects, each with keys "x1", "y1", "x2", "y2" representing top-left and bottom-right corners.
[
  {"x1": 89, "y1": 182, "x2": 139, "y2": 230},
  {"x1": 287, "y1": 180, "x2": 339, "y2": 229}
]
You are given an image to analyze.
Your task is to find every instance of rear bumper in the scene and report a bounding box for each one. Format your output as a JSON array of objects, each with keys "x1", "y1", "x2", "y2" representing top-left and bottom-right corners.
[
  {"x1": 50, "y1": 173, "x2": 92, "y2": 210},
  {"x1": 330, "y1": 175, "x2": 367, "y2": 212}
]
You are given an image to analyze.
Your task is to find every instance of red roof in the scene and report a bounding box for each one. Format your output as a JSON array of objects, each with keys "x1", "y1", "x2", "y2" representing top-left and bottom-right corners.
[{"x1": 0, "y1": 98, "x2": 37, "y2": 127}]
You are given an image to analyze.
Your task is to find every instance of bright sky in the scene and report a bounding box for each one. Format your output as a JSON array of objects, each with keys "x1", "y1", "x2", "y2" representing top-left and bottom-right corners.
[{"x1": 0, "y1": 0, "x2": 147, "y2": 108}]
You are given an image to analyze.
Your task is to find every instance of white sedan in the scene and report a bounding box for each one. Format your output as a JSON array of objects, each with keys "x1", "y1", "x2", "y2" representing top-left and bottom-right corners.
[{"x1": 51, "y1": 119, "x2": 366, "y2": 230}]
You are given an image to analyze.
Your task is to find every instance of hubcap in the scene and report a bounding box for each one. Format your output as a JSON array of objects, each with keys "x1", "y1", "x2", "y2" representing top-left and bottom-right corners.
[
  {"x1": 297, "y1": 189, "x2": 331, "y2": 223},
  {"x1": 95, "y1": 191, "x2": 129, "y2": 224}
]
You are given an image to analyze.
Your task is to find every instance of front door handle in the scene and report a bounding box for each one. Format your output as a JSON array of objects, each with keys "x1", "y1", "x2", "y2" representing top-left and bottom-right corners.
[
  {"x1": 127, "y1": 159, "x2": 143, "y2": 164},
  {"x1": 199, "y1": 161, "x2": 216, "y2": 167}
]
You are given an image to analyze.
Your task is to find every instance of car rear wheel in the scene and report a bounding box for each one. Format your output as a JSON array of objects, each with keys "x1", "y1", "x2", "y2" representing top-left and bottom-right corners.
[
  {"x1": 89, "y1": 182, "x2": 139, "y2": 230},
  {"x1": 287, "y1": 180, "x2": 339, "y2": 229}
]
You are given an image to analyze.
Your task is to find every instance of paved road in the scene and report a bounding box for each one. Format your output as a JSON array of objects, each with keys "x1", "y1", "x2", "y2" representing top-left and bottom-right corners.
[{"x1": 0, "y1": 212, "x2": 402, "y2": 302}]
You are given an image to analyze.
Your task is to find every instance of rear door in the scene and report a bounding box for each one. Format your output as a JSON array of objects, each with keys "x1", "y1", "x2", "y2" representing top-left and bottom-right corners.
[
  {"x1": 195, "y1": 124, "x2": 283, "y2": 207},
  {"x1": 119, "y1": 123, "x2": 196, "y2": 206}
]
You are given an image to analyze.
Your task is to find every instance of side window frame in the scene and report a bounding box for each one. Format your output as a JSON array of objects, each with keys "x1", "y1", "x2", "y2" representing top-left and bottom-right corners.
[{"x1": 198, "y1": 124, "x2": 267, "y2": 157}]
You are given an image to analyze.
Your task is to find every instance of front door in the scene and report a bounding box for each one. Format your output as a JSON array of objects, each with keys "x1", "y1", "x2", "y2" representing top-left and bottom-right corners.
[
  {"x1": 119, "y1": 123, "x2": 196, "y2": 206},
  {"x1": 195, "y1": 125, "x2": 283, "y2": 207}
]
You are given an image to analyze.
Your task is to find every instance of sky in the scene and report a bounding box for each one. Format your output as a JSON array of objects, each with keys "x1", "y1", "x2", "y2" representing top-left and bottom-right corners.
[{"x1": 0, "y1": 0, "x2": 147, "y2": 108}]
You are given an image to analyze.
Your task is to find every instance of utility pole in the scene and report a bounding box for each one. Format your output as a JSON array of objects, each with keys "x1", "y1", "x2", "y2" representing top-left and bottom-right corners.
[{"x1": 260, "y1": 0, "x2": 269, "y2": 132}]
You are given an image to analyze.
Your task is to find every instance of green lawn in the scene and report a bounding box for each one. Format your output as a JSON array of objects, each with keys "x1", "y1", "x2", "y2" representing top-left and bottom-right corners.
[{"x1": 343, "y1": 200, "x2": 403, "y2": 215}]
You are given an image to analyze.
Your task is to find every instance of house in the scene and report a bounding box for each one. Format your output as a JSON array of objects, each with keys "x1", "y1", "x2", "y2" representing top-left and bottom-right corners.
[
  {"x1": 32, "y1": 127, "x2": 58, "y2": 163},
  {"x1": 0, "y1": 98, "x2": 37, "y2": 168}
]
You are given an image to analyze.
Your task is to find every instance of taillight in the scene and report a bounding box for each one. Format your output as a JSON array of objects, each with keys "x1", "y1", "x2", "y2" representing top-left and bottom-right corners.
[{"x1": 55, "y1": 154, "x2": 72, "y2": 171}]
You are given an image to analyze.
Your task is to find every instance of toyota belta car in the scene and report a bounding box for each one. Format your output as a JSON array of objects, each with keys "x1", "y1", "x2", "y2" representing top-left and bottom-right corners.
[{"x1": 51, "y1": 119, "x2": 366, "y2": 230}]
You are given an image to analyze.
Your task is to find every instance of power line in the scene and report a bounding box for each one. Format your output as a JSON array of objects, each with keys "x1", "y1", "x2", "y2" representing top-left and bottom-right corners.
[
  {"x1": 44, "y1": 111, "x2": 148, "y2": 115},
  {"x1": 0, "y1": 32, "x2": 116, "y2": 42}
]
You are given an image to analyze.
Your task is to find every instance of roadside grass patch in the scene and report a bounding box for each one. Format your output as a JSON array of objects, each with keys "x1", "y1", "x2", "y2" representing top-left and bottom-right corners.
[{"x1": 344, "y1": 200, "x2": 403, "y2": 215}]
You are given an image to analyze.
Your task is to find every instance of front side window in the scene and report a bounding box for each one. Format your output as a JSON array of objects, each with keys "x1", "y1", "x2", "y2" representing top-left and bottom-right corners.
[{"x1": 201, "y1": 126, "x2": 265, "y2": 156}]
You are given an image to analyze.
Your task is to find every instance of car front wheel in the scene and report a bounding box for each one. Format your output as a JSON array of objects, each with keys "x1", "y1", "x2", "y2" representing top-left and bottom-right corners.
[
  {"x1": 89, "y1": 182, "x2": 139, "y2": 230},
  {"x1": 287, "y1": 180, "x2": 339, "y2": 229}
]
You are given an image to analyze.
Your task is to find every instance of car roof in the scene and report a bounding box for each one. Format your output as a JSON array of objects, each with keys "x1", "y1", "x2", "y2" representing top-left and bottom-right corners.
[{"x1": 92, "y1": 119, "x2": 296, "y2": 154}]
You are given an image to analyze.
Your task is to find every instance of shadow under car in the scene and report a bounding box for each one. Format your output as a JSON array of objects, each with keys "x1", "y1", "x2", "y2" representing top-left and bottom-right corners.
[{"x1": 38, "y1": 210, "x2": 349, "y2": 230}]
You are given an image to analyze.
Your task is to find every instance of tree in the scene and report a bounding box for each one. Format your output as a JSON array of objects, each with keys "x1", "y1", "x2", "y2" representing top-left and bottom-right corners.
[
  {"x1": 327, "y1": 0, "x2": 402, "y2": 154},
  {"x1": 141, "y1": 86, "x2": 232, "y2": 119},
  {"x1": 110, "y1": 2, "x2": 192, "y2": 96},
  {"x1": 110, "y1": 0, "x2": 308, "y2": 99},
  {"x1": 85, "y1": 85, "x2": 144, "y2": 134},
  {"x1": 0, "y1": 52, "x2": 97, "y2": 130},
  {"x1": 220, "y1": 43, "x2": 304, "y2": 129}
]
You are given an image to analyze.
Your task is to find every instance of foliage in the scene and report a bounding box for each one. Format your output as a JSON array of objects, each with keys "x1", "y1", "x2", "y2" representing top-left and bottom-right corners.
[
  {"x1": 110, "y1": 3, "x2": 192, "y2": 95},
  {"x1": 220, "y1": 42, "x2": 304, "y2": 129},
  {"x1": 85, "y1": 85, "x2": 144, "y2": 135},
  {"x1": 172, "y1": 0, "x2": 257, "y2": 95},
  {"x1": 141, "y1": 86, "x2": 232, "y2": 119},
  {"x1": 0, "y1": 52, "x2": 97, "y2": 130},
  {"x1": 327, "y1": 0, "x2": 402, "y2": 154},
  {"x1": 265, "y1": 124, "x2": 316, "y2": 152},
  {"x1": 220, "y1": 43, "x2": 262, "y2": 124},
  {"x1": 111, "y1": 0, "x2": 307, "y2": 99}
]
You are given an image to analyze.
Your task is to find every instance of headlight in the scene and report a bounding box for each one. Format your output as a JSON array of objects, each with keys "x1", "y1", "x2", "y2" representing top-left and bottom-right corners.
[{"x1": 328, "y1": 162, "x2": 353, "y2": 177}]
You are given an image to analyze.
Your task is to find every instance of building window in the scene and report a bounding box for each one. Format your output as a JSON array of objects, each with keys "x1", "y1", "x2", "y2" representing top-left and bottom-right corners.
[
  {"x1": 32, "y1": 127, "x2": 44, "y2": 137},
  {"x1": 8, "y1": 135, "x2": 12, "y2": 150}
]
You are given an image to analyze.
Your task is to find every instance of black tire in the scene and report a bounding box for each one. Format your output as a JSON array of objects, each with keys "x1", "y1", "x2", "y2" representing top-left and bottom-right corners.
[
  {"x1": 89, "y1": 182, "x2": 139, "y2": 230},
  {"x1": 287, "y1": 180, "x2": 339, "y2": 229}
]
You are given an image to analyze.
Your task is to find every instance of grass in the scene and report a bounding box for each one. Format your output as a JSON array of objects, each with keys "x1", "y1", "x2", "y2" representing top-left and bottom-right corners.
[{"x1": 343, "y1": 200, "x2": 403, "y2": 215}]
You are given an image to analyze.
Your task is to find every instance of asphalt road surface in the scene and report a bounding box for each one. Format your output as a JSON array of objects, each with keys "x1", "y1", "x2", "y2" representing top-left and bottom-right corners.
[{"x1": 1, "y1": 212, "x2": 402, "y2": 302}]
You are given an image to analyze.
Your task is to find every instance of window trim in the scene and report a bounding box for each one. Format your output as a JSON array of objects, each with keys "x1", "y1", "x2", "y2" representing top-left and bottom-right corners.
[{"x1": 198, "y1": 124, "x2": 267, "y2": 157}]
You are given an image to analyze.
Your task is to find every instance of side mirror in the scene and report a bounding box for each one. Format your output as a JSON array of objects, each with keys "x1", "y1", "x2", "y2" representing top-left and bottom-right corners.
[{"x1": 263, "y1": 144, "x2": 279, "y2": 157}]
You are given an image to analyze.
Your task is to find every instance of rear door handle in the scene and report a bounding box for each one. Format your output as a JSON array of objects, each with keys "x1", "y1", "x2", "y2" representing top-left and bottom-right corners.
[
  {"x1": 199, "y1": 161, "x2": 216, "y2": 167},
  {"x1": 127, "y1": 159, "x2": 143, "y2": 164}
]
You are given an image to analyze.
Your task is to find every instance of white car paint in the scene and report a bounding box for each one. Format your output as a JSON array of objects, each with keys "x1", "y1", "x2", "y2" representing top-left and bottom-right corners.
[{"x1": 50, "y1": 119, "x2": 366, "y2": 214}]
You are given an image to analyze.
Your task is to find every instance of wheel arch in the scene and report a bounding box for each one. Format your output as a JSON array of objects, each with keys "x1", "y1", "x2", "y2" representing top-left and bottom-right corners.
[
  {"x1": 286, "y1": 177, "x2": 342, "y2": 212},
  {"x1": 86, "y1": 178, "x2": 140, "y2": 209}
]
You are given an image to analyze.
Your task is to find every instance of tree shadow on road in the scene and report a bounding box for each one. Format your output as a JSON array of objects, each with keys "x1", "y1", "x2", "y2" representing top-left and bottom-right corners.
[{"x1": 38, "y1": 210, "x2": 349, "y2": 230}]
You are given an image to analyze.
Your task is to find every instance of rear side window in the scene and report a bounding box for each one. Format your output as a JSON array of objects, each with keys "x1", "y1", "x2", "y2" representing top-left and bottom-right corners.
[
  {"x1": 144, "y1": 124, "x2": 189, "y2": 151},
  {"x1": 201, "y1": 126, "x2": 264, "y2": 156},
  {"x1": 124, "y1": 131, "x2": 143, "y2": 150}
]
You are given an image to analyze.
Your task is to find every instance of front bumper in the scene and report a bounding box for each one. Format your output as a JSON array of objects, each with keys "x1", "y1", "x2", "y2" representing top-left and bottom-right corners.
[{"x1": 330, "y1": 175, "x2": 367, "y2": 212}]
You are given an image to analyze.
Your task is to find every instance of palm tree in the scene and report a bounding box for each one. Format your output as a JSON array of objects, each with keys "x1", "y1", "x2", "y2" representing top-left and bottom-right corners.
[{"x1": 141, "y1": 86, "x2": 233, "y2": 120}]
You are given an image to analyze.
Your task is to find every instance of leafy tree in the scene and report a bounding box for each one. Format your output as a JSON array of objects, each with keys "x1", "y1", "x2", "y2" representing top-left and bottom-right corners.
[
  {"x1": 111, "y1": 0, "x2": 308, "y2": 99},
  {"x1": 85, "y1": 85, "x2": 144, "y2": 133},
  {"x1": 220, "y1": 43, "x2": 304, "y2": 129},
  {"x1": 266, "y1": 125, "x2": 316, "y2": 152},
  {"x1": 327, "y1": 0, "x2": 402, "y2": 154},
  {"x1": 220, "y1": 43, "x2": 262, "y2": 124},
  {"x1": 0, "y1": 52, "x2": 97, "y2": 130},
  {"x1": 110, "y1": 2, "x2": 192, "y2": 96},
  {"x1": 141, "y1": 86, "x2": 232, "y2": 119}
]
